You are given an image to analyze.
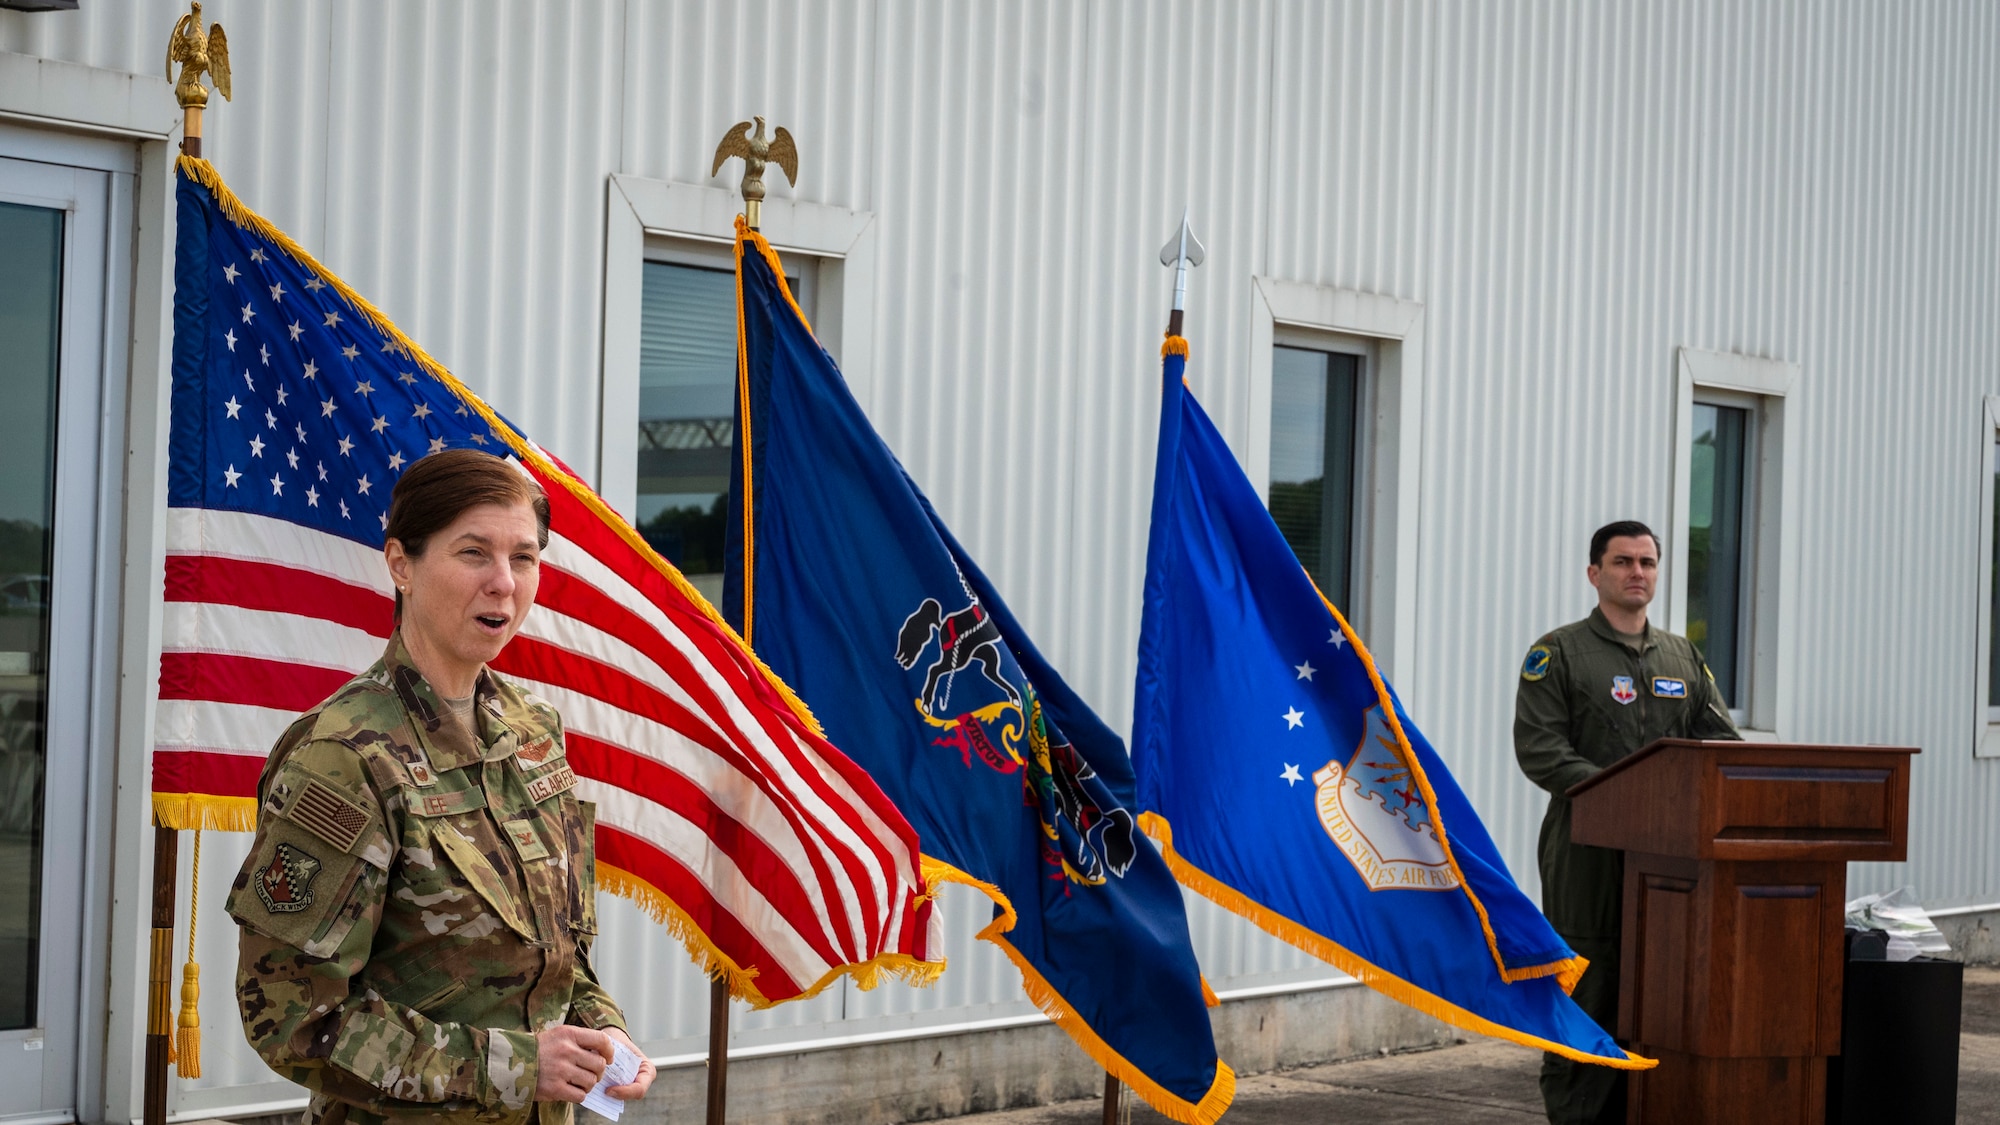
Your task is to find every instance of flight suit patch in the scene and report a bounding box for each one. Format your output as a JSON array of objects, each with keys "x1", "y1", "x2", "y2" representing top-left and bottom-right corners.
[
  {"x1": 254, "y1": 842, "x2": 323, "y2": 913},
  {"x1": 1651, "y1": 677, "x2": 1688, "y2": 698},
  {"x1": 502, "y1": 818, "x2": 550, "y2": 862},
  {"x1": 1521, "y1": 646, "x2": 1552, "y2": 682},
  {"x1": 1610, "y1": 675, "x2": 1637, "y2": 705}
]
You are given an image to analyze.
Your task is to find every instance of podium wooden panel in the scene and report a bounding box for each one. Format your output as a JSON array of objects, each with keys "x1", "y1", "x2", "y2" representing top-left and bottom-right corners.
[{"x1": 1568, "y1": 739, "x2": 1917, "y2": 1124}]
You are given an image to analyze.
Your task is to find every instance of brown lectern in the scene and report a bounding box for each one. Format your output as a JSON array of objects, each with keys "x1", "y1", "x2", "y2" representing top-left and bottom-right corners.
[{"x1": 1568, "y1": 739, "x2": 1918, "y2": 1124}]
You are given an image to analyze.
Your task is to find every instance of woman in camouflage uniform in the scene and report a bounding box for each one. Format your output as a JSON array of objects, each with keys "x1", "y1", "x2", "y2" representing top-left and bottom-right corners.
[{"x1": 229, "y1": 449, "x2": 656, "y2": 1125}]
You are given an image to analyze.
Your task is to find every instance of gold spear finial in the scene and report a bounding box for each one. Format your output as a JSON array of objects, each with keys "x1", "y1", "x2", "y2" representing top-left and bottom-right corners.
[
  {"x1": 711, "y1": 117, "x2": 798, "y2": 232},
  {"x1": 165, "y1": 1, "x2": 232, "y2": 157}
]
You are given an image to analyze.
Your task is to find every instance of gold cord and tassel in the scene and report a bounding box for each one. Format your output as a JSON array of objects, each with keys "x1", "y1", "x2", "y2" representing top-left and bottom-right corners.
[{"x1": 175, "y1": 827, "x2": 203, "y2": 1078}]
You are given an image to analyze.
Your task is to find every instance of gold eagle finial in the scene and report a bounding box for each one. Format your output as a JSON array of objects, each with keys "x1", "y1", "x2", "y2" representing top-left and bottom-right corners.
[
  {"x1": 166, "y1": 1, "x2": 231, "y2": 112},
  {"x1": 711, "y1": 116, "x2": 798, "y2": 231}
]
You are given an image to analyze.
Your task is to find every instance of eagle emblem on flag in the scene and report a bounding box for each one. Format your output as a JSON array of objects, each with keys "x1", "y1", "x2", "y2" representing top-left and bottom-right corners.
[{"x1": 1309, "y1": 705, "x2": 1460, "y2": 892}]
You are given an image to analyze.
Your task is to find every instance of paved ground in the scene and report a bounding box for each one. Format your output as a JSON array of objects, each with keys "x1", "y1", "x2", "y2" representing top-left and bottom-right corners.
[{"x1": 956, "y1": 967, "x2": 2000, "y2": 1125}]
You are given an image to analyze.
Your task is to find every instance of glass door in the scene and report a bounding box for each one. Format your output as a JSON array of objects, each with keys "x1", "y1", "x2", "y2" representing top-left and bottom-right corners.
[{"x1": 0, "y1": 152, "x2": 114, "y2": 1122}]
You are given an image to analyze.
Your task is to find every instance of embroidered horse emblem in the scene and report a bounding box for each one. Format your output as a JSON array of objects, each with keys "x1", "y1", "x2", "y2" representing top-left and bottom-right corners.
[{"x1": 895, "y1": 596, "x2": 1022, "y2": 714}]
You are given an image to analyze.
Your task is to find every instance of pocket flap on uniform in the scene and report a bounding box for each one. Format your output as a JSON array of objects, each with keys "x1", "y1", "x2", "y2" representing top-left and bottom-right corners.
[{"x1": 428, "y1": 821, "x2": 540, "y2": 942}]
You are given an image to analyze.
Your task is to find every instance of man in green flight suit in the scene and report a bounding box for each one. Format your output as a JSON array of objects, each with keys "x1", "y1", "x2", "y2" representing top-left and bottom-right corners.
[{"x1": 1515, "y1": 520, "x2": 1739, "y2": 1125}]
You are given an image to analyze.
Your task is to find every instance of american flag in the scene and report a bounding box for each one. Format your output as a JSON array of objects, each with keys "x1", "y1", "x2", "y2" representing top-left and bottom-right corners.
[{"x1": 156, "y1": 156, "x2": 940, "y2": 1004}]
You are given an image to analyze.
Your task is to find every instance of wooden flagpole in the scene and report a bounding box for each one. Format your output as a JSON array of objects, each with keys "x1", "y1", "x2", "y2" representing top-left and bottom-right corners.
[
  {"x1": 704, "y1": 978, "x2": 730, "y2": 1125},
  {"x1": 142, "y1": 826, "x2": 176, "y2": 1125}
]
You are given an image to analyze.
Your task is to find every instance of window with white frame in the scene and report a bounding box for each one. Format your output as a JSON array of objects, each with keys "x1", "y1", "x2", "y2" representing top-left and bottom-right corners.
[
  {"x1": 1247, "y1": 279, "x2": 1424, "y2": 681},
  {"x1": 1687, "y1": 394, "x2": 1755, "y2": 710},
  {"x1": 633, "y1": 242, "x2": 812, "y2": 604},
  {"x1": 1671, "y1": 348, "x2": 1799, "y2": 735},
  {"x1": 1267, "y1": 339, "x2": 1364, "y2": 616}
]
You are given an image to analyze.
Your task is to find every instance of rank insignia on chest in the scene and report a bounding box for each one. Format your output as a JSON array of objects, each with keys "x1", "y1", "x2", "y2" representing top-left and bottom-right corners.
[
  {"x1": 254, "y1": 842, "x2": 323, "y2": 913},
  {"x1": 1610, "y1": 675, "x2": 1637, "y2": 705},
  {"x1": 503, "y1": 818, "x2": 551, "y2": 862},
  {"x1": 1651, "y1": 677, "x2": 1687, "y2": 698}
]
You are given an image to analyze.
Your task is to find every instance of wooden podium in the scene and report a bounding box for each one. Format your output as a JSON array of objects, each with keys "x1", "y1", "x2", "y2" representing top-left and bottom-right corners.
[{"x1": 1568, "y1": 739, "x2": 1917, "y2": 1123}]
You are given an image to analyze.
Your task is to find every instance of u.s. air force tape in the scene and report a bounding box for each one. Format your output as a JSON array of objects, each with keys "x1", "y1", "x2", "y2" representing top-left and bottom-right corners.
[
  {"x1": 525, "y1": 762, "x2": 576, "y2": 804},
  {"x1": 284, "y1": 777, "x2": 372, "y2": 853}
]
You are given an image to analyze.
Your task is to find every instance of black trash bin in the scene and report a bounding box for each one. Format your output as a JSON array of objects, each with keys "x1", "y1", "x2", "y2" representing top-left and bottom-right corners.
[{"x1": 1826, "y1": 936, "x2": 1962, "y2": 1125}]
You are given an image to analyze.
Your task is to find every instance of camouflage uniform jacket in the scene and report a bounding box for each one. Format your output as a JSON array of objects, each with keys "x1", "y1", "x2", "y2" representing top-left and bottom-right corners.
[
  {"x1": 1513, "y1": 608, "x2": 1740, "y2": 939},
  {"x1": 228, "y1": 633, "x2": 625, "y2": 1125}
]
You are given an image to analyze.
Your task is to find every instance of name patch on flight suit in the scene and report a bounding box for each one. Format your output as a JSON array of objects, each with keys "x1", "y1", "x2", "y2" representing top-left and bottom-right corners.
[{"x1": 1652, "y1": 677, "x2": 1688, "y2": 698}]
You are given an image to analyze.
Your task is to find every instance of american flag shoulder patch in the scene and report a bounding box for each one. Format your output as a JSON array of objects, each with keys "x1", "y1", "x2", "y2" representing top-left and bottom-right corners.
[{"x1": 284, "y1": 776, "x2": 373, "y2": 854}]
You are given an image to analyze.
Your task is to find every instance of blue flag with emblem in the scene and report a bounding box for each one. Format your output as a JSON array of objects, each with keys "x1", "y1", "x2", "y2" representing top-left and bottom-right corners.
[
  {"x1": 1130, "y1": 335, "x2": 1652, "y2": 1071},
  {"x1": 722, "y1": 223, "x2": 1233, "y2": 1123}
]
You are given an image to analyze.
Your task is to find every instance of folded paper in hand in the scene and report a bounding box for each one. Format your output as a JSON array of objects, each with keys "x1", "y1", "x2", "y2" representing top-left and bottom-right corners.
[{"x1": 582, "y1": 1040, "x2": 643, "y2": 1121}]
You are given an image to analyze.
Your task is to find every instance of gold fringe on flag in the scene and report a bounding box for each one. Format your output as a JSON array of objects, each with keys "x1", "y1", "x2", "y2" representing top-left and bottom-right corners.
[
  {"x1": 596, "y1": 862, "x2": 944, "y2": 1010},
  {"x1": 1137, "y1": 813, "x2": 1654, "y2": 1071},
  {"x1": 152, "y1": 791, "x2": 258, "y2": 833},
  {"x1": 918, "y1": 856, "x2": 1238, "y2": 1125}
]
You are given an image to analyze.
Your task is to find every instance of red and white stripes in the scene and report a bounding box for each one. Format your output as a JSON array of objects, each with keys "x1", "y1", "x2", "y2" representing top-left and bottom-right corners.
[{"x1": 156, "y1": 473, "x2": 938, "y2": 1004}]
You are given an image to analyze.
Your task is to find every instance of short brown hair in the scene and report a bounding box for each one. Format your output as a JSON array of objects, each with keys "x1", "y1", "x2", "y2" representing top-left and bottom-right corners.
[
  {"x1": 386, "y1": 450, "x2": 550, "y2": 614},
  {"x1": 1589, "y1": 520, "x2": 1661, "y2": 566}
]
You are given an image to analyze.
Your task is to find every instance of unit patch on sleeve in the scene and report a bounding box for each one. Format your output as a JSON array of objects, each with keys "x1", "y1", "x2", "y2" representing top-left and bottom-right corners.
[
  {"x1": 1651, "y1": 677, "x2": 1688, "y2": 698},
  {"x1": 525, "y1": 762, "x2": 577, "y2": 804},
  {"x1": 284, "y1": 777, "x2": 372, "y2": 853},
  {"x1": 254, "y1": 842, "x2": 324, "y2": 913},
  {"x1": 1521, "y1": 646, "x2": 1553, "y2": 682}
]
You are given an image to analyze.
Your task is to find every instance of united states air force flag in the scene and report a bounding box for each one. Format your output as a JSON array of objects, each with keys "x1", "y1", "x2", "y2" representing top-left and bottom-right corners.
[
  {"x1": 1130, "y1": 337, "x2": 1651, "y2": 1070},
  {"x1": 724, "y1": 223, "x2": 1234, "y2": 1123}
]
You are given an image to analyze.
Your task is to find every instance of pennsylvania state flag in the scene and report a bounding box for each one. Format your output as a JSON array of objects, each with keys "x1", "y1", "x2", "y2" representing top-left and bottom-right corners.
[
  {"x1": 1130, "y1": 336, "x2": 1650, "y2": 1070},
  {"x1": 722, "y1": 224, "x2": 1234, "y2": 1122}
]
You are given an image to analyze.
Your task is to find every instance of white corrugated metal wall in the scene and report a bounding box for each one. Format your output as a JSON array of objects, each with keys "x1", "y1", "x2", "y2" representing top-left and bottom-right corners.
[{"x1": 6, "y1": 0, "x2": 1999, "y2": 1114}]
